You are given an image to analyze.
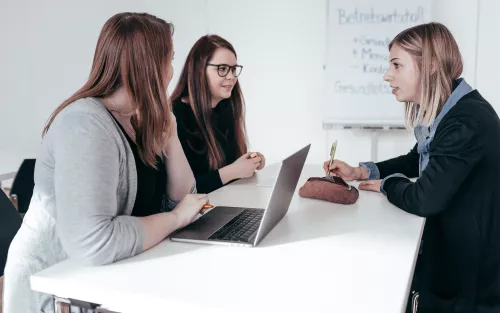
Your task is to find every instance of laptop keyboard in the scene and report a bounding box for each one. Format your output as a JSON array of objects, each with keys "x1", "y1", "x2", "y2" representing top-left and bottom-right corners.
[{"x1": 208, "y1": 209, "x2": 264, "y2": 243}]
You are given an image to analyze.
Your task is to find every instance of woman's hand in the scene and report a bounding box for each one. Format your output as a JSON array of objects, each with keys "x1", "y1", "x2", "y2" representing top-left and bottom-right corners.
[
  {"x1": 358, "y1": 180, "x2": 382, "y2": 193},
  {"x1": 229, "y1": 152, "x2": 262, "y2": 179},
  {"x1": 251, "y1": 152, "x2": 266, "y2": 170},
  {"x1": 171, "y1": 194, "x2": 209, "y2": 228},
  {"x1": 323, "y1": 160, "x2": 366, "y2": 181}
]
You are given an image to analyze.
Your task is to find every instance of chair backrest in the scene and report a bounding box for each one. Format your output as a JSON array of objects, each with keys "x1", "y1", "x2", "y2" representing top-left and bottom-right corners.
[
  {"x1": 9, "y1": 158, "x2": 36, "y2": 214},
  {"x1": 0, "y1": 191, "x2": 22, "y2": 276}
]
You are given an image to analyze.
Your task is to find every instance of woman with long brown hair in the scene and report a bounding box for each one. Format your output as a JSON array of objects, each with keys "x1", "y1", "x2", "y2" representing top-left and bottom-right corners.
[
  {"x1": 325, "y1": 22, "x2": 500, "y2": 312},
  {"x1": 171, "y1": 35, "x2": 265, "y2": 194},
  {"x1": 3, "y1": 13, "x2": 208, "y2": 313}
]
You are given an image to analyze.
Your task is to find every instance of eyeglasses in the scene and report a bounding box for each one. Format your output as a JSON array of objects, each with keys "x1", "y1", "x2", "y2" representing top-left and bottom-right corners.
[{"x1": 207, "y1": 63, "x2": 243, "y2": 77}]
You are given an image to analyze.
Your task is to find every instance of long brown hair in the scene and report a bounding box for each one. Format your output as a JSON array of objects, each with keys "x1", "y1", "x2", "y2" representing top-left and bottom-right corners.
[
  {"x1": 389, "y1": 22, "x2": 463, "y2": 128},
  {"x1": 43, "y1": 12, "x2": 174, "y2": 168},
  {"x1": 171, "y1": 35, "x2": 247, "y2": 170}
]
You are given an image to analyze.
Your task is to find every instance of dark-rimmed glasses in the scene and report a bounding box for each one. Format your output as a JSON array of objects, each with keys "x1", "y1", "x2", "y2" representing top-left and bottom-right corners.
[{"x1": 207, "y1": 63, "x2": 243, "y2": 77}]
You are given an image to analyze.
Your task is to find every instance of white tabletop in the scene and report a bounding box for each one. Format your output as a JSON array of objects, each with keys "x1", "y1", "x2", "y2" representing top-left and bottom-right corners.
[{"x1": 31, "y1": 163, "x2": 425, "y2": 313}]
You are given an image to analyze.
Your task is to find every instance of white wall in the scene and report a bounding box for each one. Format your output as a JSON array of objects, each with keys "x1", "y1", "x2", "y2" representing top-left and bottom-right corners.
[
  {"x1": 206, "y1": 0, "x2": 327, "y2": 163},
  {"x1": 432, "y1": 0, "x2": 479, "y2": 85},
  {"x1": 476, "y1": 0, "x2": 500, "y2": 112},
  {"x1": 0, "y1": 0, "x2": 495, "y2": 168},
  {"x1": 0, "y1": 0, "x2": 207, "y2": 154}
]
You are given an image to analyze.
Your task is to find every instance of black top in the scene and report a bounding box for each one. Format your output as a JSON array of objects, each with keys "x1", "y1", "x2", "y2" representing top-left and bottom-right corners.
[
  {"x1": 9, "y1": 158, "x2": 36, "y2": 214},
  {"x1": 0, "y1": 191, "x2": 21, "y2": 276},
  {"x1": 111, "y1": 114, "x2": 167, "y2": 217},
  {"x1": 173, "y1": 99, "x2": 238, "y2": 194},
  {"x1": 379, "y1": 90, "x2": 500, "y2": 312}
]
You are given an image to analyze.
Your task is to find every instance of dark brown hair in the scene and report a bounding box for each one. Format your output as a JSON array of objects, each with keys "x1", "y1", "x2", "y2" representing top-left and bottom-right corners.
[
  {"x1": 43, "y1": 12, "x2": 174, "y2": 168},
  {"x1": 171, "y1": 35, "x2": 247, "y2": 170}
]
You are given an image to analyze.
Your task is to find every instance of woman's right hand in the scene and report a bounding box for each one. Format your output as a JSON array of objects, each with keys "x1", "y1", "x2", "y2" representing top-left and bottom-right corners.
[
  {"x1": 323, "y1": 160, "x2": 364, "y2": 182},
  {"x1": 171, "y1": 194, "x2": 209, "y2": 228},
  {"x1": 229, "y1": 152, "x2": 262, "y2": 179}
]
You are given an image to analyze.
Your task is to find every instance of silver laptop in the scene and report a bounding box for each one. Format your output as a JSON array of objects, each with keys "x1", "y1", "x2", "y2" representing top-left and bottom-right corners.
[{"x1": 170, "y1": 144, "x2": 310, "y2": 247}]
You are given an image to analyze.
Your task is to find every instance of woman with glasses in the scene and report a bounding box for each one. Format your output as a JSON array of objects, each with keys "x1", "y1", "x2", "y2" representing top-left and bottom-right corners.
[{"x1": 171, "y1": 35, "x2": 265, "y2": 194}]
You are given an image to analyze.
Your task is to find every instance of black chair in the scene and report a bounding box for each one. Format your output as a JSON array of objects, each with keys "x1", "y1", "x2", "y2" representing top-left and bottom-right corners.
[
  {"x1": 9, "y1": 159, "x2": 36, "y2": 215},
  {"x1": 0, "y1": 190, "x2": 22, "y2": 276}
]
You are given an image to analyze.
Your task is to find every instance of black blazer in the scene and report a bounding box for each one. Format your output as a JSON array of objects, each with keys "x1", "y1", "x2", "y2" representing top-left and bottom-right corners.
[{"x1": 379, "y1": 90, "x2": 500, "y2": 313}]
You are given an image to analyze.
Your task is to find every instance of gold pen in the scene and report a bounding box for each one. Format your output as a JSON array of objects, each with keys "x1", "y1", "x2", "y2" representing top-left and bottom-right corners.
[{"x1": 326, "y1": 140, "x2": 338, "y2": 176}]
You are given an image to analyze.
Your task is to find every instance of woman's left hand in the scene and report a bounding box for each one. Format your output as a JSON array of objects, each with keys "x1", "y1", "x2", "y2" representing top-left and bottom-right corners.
[
  {"x1": 250, "y1": 152, "x2": 266, "y2": 170},
  {"x1": 358, "y1": 179, "x2": 382, "y2": 193}
]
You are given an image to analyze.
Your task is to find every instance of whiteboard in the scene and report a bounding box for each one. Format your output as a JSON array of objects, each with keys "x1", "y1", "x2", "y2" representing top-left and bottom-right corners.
[{"x1": 323, "y1": 0, "x2": 432, "y2": 126}]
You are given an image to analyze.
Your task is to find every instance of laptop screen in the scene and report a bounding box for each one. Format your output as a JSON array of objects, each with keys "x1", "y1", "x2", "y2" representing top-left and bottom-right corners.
[{"x1": 253, "y1": 144, "x2": 310, "y2": 246}]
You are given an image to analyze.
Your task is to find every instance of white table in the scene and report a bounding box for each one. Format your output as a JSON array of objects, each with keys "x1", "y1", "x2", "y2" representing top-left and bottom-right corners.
[{"x1": 31, "y1": 164, "x2": 425, "y2": 313}]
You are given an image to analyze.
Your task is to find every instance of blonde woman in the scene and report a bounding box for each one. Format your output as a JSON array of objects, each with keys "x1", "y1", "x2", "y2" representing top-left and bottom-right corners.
[
  {"x1": 325, "y1": 23, "x2": 500, "y2": 312},
  {"x1": 3, "y1": 13, "x2": 208, "y2": 313}
]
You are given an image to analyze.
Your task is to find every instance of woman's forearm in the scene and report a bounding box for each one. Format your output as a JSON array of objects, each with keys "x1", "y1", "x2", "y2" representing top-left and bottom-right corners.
[
  {"x1": 219, "y1": 164, "x2": 237, "y2": 185},
  {"x1": 139, "y1": 212, "x2": 179, "y2": 251},
  {"x1": 164, "y1": 136, "x2": 195, "y2": 200}
]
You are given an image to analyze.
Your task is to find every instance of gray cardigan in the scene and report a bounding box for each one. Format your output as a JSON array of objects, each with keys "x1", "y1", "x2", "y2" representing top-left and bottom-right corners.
[{"x1": 3, "y1": 98, "x2": 186, "y2": 313}]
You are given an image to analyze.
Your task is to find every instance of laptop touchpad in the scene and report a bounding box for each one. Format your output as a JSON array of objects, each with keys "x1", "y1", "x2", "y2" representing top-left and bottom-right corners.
[{"x1": 171, "y1": 206, "x2": 244, "y2": 240}]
